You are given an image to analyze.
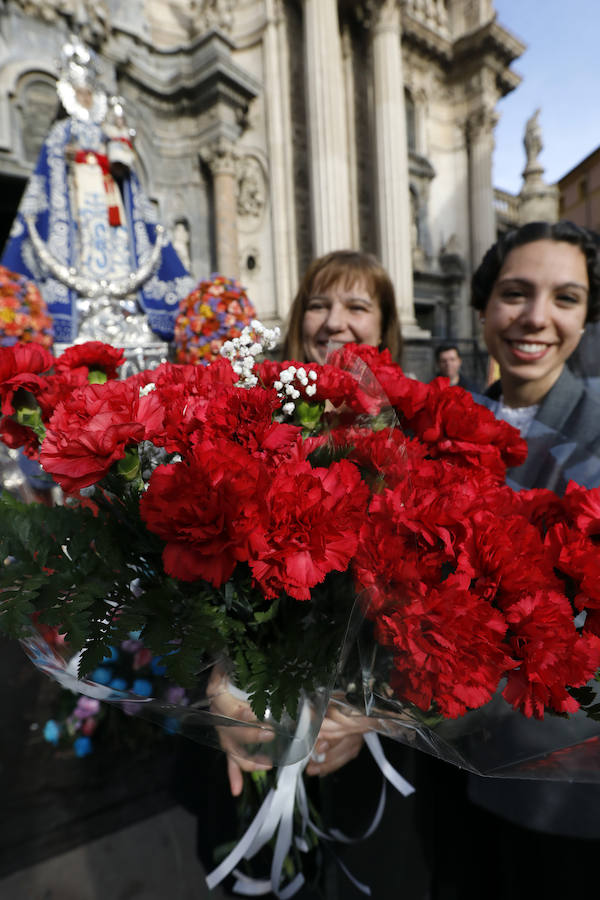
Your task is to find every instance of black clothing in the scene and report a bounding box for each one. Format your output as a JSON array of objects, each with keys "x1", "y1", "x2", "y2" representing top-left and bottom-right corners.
[
  {"x1": 456, "y1": 373, "x2": 479, "y2": 393},
  {"x1": 174, "y1": 738, "x2": 430, "y2": 899}
]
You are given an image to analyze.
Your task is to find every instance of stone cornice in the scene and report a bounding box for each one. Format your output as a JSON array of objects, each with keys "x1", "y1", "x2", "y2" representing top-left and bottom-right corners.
[
  {"x1": 450, "y1": 19, "x2": 525, "y2": 96},
  {"x1": 104, "y1": 28, "x2": 260, "y2": 107},
  {"x1": 401, "y1": 11, "x2": 452, "y2": 65},
  {"x1": 397, "y1": 14, "x2": 523, "y2": 94}
]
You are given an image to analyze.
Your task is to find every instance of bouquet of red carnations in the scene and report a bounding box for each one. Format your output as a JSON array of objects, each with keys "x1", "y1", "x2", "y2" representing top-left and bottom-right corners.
[
  {"x1": 0, "y1": 332, "x2": 368, "y2": 764},
  {"x1": 2, "y1": 336, "x2": 600, "y2": 751},
  {"x1": 4, "y1": 333, "x2": 600, "y2": 894}
]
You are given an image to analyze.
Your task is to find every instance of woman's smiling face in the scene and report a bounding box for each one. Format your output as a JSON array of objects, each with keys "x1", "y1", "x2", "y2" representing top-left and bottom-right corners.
[
  {"x1": 483, "y1": 240, "x2": 589, "y2": 406},
  {"x1": 301, "y1": 276, "x2": 382, "y2": 365}
]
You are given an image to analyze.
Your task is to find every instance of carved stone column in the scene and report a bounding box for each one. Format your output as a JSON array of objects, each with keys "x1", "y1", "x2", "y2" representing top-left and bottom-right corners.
[
  {"x1": 467, "y1": 106, "x2": 497, "y2": 271},
  {"x1": 368, "y1": 0, "x2": 423, "y2": 333},
  {"x1": 263, "y1": 0, "x2": 298, "y2": 317},
  {"x1": 303, "y1": 0, "x2": 352, "y2": 254},
  {"x1": 342, "y1": 24, "x2": 360, "y2": 248},
  {"x1": 201, "y1": 138, "x2": 240, "y2": 279}
]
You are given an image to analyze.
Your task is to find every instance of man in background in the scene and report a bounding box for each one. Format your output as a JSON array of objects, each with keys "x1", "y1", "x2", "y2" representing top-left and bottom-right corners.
[{"x1": 434, "y1": 344, "x2": 478, "y2": 392}]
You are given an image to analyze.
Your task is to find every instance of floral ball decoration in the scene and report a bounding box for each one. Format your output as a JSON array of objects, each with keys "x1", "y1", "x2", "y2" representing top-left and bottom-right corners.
[
  {"x1": 0, "y1": 266, "x2": 53, "y2": 349},
  {"x1": 174, "y1": 275, "x2": 256, "y2": 365}
]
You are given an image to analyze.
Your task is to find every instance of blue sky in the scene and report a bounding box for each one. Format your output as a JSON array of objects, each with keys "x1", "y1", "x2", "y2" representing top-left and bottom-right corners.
[{"x1": 493, "y1": 1, "x2": 600, "y2": 193}]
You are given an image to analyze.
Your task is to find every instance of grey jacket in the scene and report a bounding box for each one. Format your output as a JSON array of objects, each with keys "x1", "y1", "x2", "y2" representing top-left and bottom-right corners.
[
  {"x1": 486, "y1": 365, "x2": 600, "y2": 492},
  {"x1": 470, "y1": 366, "x2": 600, "y2": 837}
]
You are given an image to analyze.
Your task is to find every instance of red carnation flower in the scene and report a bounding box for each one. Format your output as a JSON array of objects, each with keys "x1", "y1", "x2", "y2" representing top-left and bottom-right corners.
[
  {"x1": 0, "y1": 343, "x2": 54, "y2": 414},
  {"x1": 327, "y1": 343, "x2": 432, "y2": 418},
  {"x1": 249, "y1": 458, "x2": 370, "y2": 601},
  {"x1": 377, "y1": 576, "x2": 514, "y2": 719},
  {"x1": 406, "y1": 380, "x2": 528, "y2": 476},
  {"x1": 0, "y1": 415, "x2": 39, "y2": 457},
  {"x1": 35, "y1": 369, "x2": 90, "y2": 421},
  {"x1": 548, "y1": 522, "x2": 600, "y2": 611},
  {"x1": 503, "y1": 590, "x2": 600, "y2": 718},
  {"x1": 200, "y1": 386, "x2": 303, "y2": 467},
  {"x1": 40, "y1": 380, "x2": 154, "y2": 493},
  {"x1": 54, "y1": 341, "x2": 125, "y2": 379},
  {"x1": 140, "y1": 438, "x2": 269, "y2": 585},
  {"x1": 146, "y1": 361, "x2": 238, "y2": 454},
  {"x1": 563, "y1": 481, "x2": 600, "y2": 537}
]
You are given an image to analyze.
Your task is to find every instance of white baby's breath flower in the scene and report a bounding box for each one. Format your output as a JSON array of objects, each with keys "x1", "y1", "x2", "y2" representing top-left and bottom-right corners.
[
  {"x1": 272, "y1": 363, "x2": 320, "y2": 413},
  {"x1": 139, "y1": 382, "x2": 156, "y2": 397},
  {"x1": 219, "y1": 319, "x2": 281, "y2": 387}
]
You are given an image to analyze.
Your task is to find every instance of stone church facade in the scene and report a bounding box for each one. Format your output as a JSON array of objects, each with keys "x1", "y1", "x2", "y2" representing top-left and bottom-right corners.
[{"x1": 0, "y1": 0, "x2": 524, "y2": 377}]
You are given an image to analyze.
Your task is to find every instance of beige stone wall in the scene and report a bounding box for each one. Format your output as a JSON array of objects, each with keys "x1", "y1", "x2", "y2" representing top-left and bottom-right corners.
[{"x1": 0, "y1": 0, "x2": 525, "y2": 349}]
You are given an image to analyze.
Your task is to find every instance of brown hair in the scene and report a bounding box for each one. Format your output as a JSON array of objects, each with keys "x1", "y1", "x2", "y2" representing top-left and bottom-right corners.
[{"x1": 281, "y1": 250, "x2": 403, "y2": 363}]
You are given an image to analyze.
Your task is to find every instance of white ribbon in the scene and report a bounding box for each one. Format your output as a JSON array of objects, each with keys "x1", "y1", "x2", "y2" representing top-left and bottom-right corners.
[
  {"x1": 364, "y1": 732, "x2": 416, "y2": 797},
  {"x1": 206, "y1": 702, "x2": 313, "y2": 898},
  {"x1": 206, "y1": 724, "x2": 415, "y2": 897}
]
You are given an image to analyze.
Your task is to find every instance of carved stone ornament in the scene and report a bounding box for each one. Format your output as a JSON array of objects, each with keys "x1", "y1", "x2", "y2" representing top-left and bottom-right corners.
[
  {"x1": 355, "y1": 0, "x2": 399, "y2": 31},
  {"x1": 466, "y1": 105, "x2": 498, "y2": 142},
  {"x1": 11, "y1": 0, "x2": 108, "y2": 42},
  {"x1": 10, "y1": 0, "x2": 59, "y2": 22},
  {"x1": 524, "y1": 108, "x2": 543, "y2": 169},
  {"x1": 236, "y1": 155, "x2": 266, "y2": 221},
  {"x1": 192, "y1": 0, "x2": 236, "y2": 35},
  {"x1": 200, "y1": 138, "x2": 238, "y2": 177}
]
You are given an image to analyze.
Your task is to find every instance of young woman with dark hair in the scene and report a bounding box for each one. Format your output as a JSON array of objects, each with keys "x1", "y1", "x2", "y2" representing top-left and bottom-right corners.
[{"x1": 431, "y1": 220, "x2": 600, "y2": 900}]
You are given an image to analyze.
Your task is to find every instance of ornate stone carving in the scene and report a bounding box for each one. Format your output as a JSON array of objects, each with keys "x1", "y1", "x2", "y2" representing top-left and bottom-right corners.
[
  {"x1": 10, "y1": 0, "x2": 58, "y2": 22},
  {"x1": 404, "y1": 0, "x2": 449, "y2": 34},
  {"x1": 172, "y1": 218, "x2": 192, "y2": 271},
  {"x1": 236, "y1": 154, "x2": 266, "y2": 221},
  {"x1": 518, "y1": 108, "x2": 559, "y2": 224},
  {"x1": 200, "y1": 137, "x2": 238, "y2": 177},
  {"x1": 355, "y1": 0, "x2": 399, "y2": 32},
  {"x1": 466, "y1": 105, "x2": 498, "y2": 143},
  {"x1": 463, "y1": 0, "x2": 494, "y2": 30},
  {"x1": 523, "y1": 108, "x2": 542, "y2": 170},
  {"x1": 190, "y1": 0, "x2": 235, "y2": 35},
  {"x1": 10, "y1": 0, "x2": 108, "y2": 43}
]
